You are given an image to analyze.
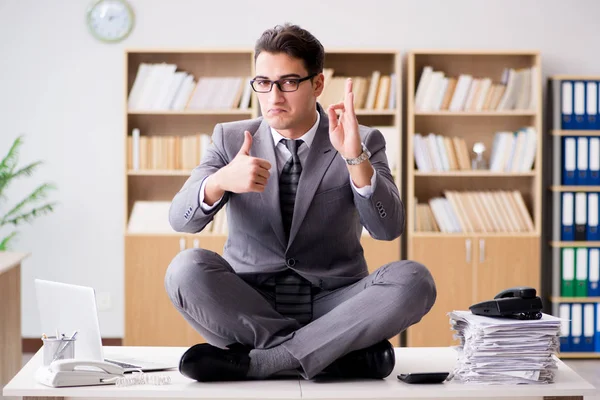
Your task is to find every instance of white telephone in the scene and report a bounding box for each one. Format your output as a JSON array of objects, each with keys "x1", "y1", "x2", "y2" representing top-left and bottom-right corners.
[{"x1": 35, "y1": 359, "x2": 124, "y2": 387}]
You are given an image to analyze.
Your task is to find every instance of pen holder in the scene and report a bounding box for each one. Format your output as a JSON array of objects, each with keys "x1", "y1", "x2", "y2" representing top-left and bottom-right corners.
[{"x1": 42, "y1": 336, "x2": 76, "y2": 366}]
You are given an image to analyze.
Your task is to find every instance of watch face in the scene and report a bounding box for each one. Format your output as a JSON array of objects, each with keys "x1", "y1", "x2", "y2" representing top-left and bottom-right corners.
[{"x1": 87, "y1": 0, "x2": 134, "y2": 43}]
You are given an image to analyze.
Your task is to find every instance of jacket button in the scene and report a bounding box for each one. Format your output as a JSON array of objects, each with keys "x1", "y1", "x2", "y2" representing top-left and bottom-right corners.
[
  {"x1": 376, "y1": 201, "x2": 383, "y2": 207},
  {"x1": 286, "y1": 258, "x2": 296, "y2": 267}
]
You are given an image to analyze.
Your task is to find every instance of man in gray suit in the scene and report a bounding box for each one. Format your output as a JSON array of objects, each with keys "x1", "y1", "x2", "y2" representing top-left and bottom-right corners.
[{"x1": 165, "y1": 23, "x2": 436, "y2": 382}]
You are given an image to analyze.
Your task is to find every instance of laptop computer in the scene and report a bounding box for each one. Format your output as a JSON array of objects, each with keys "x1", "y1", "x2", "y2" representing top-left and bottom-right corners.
[{"x1": 35, "y1": 279, "x2": 176, "y2": 372}]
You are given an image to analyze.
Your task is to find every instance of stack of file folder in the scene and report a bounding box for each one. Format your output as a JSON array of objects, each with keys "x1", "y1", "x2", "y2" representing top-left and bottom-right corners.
[{"x1": 448, "y1": 311, "x2": 562, "y2": 384}]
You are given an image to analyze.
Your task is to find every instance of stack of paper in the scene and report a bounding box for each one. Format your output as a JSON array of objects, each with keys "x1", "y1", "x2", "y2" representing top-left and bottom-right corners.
[{"x1": 449, "y1": 310, "x2": 562, "y2": 384}]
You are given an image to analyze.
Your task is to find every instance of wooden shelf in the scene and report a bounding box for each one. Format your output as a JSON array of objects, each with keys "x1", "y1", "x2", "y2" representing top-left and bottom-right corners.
[
  {"x1": 415, "y1": 110, "x2": 535, "y2": 116},
  {"x1": 415, "y1": 171, "x2": 535, "y2": 177},
  {"x1": 557, "y1": 352, "x2": 600, "y2": 359},
  {"x1": 128, "y1": 170, "x2": 191, "y2": 176},
  {"x1": 551, "y1": 130, "x2": 600, "y2": 136},
  {"x1": 550, "y1": 186, "x2": 600, "y2": 192},
  {"x1": 550, "y1": 241, "x2": 600, "y2": 248},
  {"x1": 410, "y1": 49, "x2": 540, "y2": 56},
  {"x1": 354, "y1": 109, "x2": 396, "y2": 115},
  {"x1": 550, "y1": 74, "x2": 600, "y2": 81},
  {"x1": 411, "y1": 232, "x2": 539, "y2": 238},
  {"x1": 551, "y1": 296, "x2": 600, "y2": 303},
  {"x1": 125, "y1": 232, "x2": 228, "y2": 238},
  {"x1": 128, "y1": 109, "x2": 252, "y2": 115}
]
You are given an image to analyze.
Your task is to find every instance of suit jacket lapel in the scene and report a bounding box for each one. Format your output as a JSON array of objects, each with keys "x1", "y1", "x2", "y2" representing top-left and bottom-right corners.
[
  {"x1": 287, "y1": 106, "x2": 337, "y2": 249},
  {"x1": 253, "y1": 119, "x2": 286, "y2": 250}
]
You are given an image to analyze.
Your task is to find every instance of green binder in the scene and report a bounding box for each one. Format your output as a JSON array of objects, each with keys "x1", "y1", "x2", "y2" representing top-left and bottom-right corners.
[
  {"x1": 575, "y1": 248, "x2": 588, "y2": 297},
  {"x1": 561, "y1": 248, "x2": 575, "y2": 297}
]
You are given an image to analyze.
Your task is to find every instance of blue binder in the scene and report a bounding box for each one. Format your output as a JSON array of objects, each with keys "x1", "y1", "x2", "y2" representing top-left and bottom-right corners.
[
  {"x1": 574, "y1": 81, "x2": 586, "y2": 130},
  {"x1": 588, "y1": 193, "x2": 599, "y2": 241},
  {"x1": 590, "y1": 137, "x2": 600, "y2": 185},
  {"x1": 586, "y1": 81, "x2": 598, "y2": 130},
  {"x1": 562, "y1": 192, "x2": 575, "y2": 241},
  {"x1": 570, "y1": 303, "x2": 584, "y2": 351},
  {"x1": 559, "y1": 303, "x2": 571, "y2": 352},
  {"x1": 583, "y1": 303, "x2": 596, "y2": 352},
  {"x1": 563, "y1": 137, "x2": 577, "y2": 185},
  {"x1": 596, "y1": 303, "x2": 600, "y2": 352},
  {"x1": 576, "y1": 137, "x2": 589, "y2": 185},
  {"x1": 561, "y1": 81, "x2": 576, "y2": 130}
]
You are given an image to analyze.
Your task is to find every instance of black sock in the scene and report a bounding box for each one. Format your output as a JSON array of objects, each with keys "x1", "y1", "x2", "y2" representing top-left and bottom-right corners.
[{"x1": 247, "y1": 345, "x2": 301, "y2": 378}]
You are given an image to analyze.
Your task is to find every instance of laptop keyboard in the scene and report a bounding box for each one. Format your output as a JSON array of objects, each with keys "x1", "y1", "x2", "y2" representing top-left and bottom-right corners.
[{"x1": 104, "y1": 359, "x2": 141, "y2": 369}]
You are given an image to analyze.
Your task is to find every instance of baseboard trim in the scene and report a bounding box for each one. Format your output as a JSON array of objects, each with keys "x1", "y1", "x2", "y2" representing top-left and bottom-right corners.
[{"x1": 22, "y1": 338, "x2": 122, "y2": 354}]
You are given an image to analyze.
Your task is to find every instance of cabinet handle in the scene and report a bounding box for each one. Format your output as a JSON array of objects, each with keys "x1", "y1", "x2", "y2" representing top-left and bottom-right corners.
[
  {"x1": 179, "y1": 238, "x2": 186, "y2": 251},
  {"x1": 479, "y1": 239, "x2": 485, "y2": 263},
  {"x1": 193, "y1": 239, "x2": 200, "y2": 248},
  {"x1": 465, "y1": 239, "x2": 472, "y2": 263}
]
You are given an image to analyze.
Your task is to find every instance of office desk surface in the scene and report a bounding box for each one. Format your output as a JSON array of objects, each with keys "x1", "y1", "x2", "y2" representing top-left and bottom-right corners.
[{"x1": 3, "y1": 346, "x2": 596, "y2": 399}]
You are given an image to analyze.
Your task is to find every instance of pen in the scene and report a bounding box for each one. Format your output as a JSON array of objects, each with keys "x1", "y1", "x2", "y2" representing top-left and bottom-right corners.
[{"x1": 51, "y1": 330, "x2": 78, "y2": 363}]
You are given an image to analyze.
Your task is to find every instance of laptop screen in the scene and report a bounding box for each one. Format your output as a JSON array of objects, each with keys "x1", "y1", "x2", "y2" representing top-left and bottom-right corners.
[{"x1": 35, "y1": 279, "x2": 105, "y2": 361}]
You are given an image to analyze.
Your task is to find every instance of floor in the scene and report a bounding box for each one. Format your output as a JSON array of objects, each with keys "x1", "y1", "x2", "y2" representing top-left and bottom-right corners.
[{"x1": 16, "y1": 354, "x2": 600, "y2": 399}]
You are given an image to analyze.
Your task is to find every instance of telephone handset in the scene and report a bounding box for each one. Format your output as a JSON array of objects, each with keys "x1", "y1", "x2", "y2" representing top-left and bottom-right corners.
[
  {"x1": 469, "y1": 286, "x2": 543, "y2": 320},
  {"x1": 36, "y1": 359, "x2": 124, "y2": 387}
]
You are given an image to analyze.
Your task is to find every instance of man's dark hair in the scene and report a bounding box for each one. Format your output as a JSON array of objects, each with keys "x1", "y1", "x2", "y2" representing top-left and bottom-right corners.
[{"x1": 254, "y1": 23, "x2": 324, "y2": 76}]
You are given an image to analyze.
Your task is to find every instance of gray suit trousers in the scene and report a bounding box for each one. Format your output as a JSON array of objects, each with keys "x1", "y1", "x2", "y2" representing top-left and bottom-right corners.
[{"x1": 165, "y1": 248, "x2": 436, "y2": 379}]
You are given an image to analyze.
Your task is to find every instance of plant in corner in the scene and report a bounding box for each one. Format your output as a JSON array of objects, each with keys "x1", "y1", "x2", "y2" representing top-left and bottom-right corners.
[{"x1": 0, "y1": 135, "x2": 57, "y2": 251}]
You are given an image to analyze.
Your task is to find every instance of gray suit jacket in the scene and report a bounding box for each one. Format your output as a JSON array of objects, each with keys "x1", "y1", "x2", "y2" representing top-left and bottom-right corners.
[{"x1": 169, "y1": 104, "x2": 404, "y2": 290}]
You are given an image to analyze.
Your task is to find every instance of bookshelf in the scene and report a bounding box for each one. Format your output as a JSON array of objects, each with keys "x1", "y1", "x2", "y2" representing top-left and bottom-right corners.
[
  {"x1": 123, "y1": 49, "x2": 402, "y2": 346},
  {"x1": 547, "y1": 75, "x2": 600, "y2": 359},
  {"x1": 124, "y1": 49, "x2": 256, "y2": 346},
  {"x1": 405, "y1": 50, "x2": 542, "y2": 347}
]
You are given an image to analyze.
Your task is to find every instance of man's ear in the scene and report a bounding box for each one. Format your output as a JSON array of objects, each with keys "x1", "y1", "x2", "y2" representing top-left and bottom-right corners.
[{"x1": 313, "y1": 73, "x2": 325, "y2": 97}]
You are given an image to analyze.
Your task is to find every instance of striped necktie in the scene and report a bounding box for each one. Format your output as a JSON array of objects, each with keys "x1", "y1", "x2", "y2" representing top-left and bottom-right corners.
[
  {"x1": 279, "y1": 139, "x2": 303, "y2": 240},
  {"x1": 276, "y1": 138, "x2": 312, "y2": 325}
]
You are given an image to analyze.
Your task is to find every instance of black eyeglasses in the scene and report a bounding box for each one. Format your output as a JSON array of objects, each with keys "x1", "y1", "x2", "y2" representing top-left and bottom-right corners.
[{"x1": 250, "y1": 74, "x2": 316, "y2": 93}]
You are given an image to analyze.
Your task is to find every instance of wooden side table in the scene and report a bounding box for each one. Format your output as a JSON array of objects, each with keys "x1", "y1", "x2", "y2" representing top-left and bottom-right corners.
[{"x1": 0, "y1": 252, "x2": 29, "y2": 398}]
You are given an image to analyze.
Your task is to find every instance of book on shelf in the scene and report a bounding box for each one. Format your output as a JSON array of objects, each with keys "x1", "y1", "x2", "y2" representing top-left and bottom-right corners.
[
  {"x1": 317, "y1": 68, "x2": 396, "y2": 110},
  {"x1": 127, "y1": 129, "x2": 211, "y2": 171},
  {"x1": 414, "y1": 65, "x2": 538, "y2": 112},
  {"x1": 127, "y1": 201, "x2": 228, "y2": 235},
  {"x1": 413, "y1": 127, "x2": 536, "y2": 172},
  {"x1": 414, "y1": 190, "x2": 534, "y2": 233},
  {"x1": 127, "y1": 62, "x2": 252, "y2": 111}
]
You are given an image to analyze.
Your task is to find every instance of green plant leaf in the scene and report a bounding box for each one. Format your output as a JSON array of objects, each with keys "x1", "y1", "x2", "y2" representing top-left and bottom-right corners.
[
  {"x1": 1, "y1": 203, "x2": 56, "y2": 227},
  {"x1": 0, "y1": 161, "x2": 44, "y2": 200},
  {"x1": 0, "y1": 135, "x2": 23, "y2": 175},
  {"x1": 0, "y1": 231, "x2": 18, "y2": 251},
  {"x1": 1, "y1": 182, "x2": 56, "y2": 222}
]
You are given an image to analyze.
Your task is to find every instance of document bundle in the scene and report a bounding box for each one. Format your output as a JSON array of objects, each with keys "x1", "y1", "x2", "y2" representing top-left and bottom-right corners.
[{"x1": 449, "y1": 311, "x2": 562, "y2": 384}]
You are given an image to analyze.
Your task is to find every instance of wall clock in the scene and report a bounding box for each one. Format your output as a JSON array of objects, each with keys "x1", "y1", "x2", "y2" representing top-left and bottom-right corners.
[{"x1": 87, "y1": 0, "x2": 135, "y2": 43}]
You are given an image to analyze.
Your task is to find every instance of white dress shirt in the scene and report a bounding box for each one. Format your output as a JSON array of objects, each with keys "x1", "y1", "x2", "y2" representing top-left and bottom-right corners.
[{"x1": 199, "y1": 112, "x2": 376, "y2": 211}]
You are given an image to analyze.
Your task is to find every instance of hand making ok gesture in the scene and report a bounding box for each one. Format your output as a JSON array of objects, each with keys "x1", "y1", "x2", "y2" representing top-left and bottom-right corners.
[{"x1": 327, "y1": 78, "x2": 362, "y2": 159}]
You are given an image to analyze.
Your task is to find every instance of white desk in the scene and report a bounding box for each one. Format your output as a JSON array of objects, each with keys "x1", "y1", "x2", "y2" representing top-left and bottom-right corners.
[
  {"x1": 3, "y1": 346, "x2": 596, "y2": 400},
  {"x1": 0, "y1": 252, "x2": 28, "y2": 399}
]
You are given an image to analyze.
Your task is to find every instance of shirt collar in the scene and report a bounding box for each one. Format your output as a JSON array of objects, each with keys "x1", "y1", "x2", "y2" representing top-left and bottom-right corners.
[{"x1": 270, "y1": 111, "x2": 320, "y2": 149}]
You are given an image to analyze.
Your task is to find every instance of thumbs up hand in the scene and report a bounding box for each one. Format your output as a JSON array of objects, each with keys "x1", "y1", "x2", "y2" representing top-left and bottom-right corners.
[{"x1": 211, "y1": 131, "x2": 272, "y2": 194}]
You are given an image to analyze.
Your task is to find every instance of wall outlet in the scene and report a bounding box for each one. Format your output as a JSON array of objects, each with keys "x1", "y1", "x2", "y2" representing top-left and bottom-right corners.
[{"x1": 96, "y1": 291, "x2": 112, "y2": 311}]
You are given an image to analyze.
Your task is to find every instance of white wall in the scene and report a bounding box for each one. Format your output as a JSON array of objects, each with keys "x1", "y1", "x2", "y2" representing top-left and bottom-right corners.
[{"x1": 0, "y1": 0, "x2": 598, "y2": 337}]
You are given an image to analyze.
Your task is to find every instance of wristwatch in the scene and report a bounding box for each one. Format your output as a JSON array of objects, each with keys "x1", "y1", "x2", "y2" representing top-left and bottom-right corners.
[{"x1": 342, "y1": 143, "x2": 371, "y2": 165}]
